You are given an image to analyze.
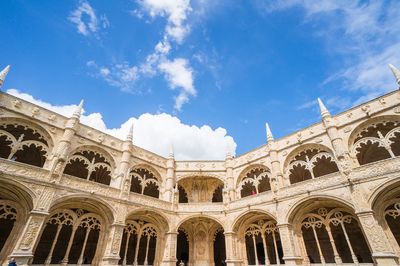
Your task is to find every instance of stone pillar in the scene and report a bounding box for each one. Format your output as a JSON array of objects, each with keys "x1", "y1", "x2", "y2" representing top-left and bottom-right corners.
[
  {"x1": 224, "y1": 231, "x2": 242, "y2": 266},
  {"x1": 225, "y1": 153, "x2": 235, "y2": 201},
  {"x1": 46, "y1": 101, "x2": 82, "y2": 179},
  {"x1": 115, "y1": 126, "x2": 134, "y2": 191},
  {"x1": 163, "y1": 155, "x2": 175, "y2": 202},
  {"x1": 101, "y1": 223, "x2": 125, "y2": 266},
  {"x1": 277, "y1": 224, "x2": 302, "y2": 266},
  {"x1": 9, "y1": 210, "x2": 49, "y2": 266},
  {"x1": 161, "y1": 232, "x2": 178, "y2": 266},
  {"x1": 317, "y1": 98, "x2": 354, "y2": 174},
  {"x1": 265, "y1": 123, "x2": 286, "y2": 188},
  {"x1": 356, "y1": 211, "x2": 398, "y2": 265}
]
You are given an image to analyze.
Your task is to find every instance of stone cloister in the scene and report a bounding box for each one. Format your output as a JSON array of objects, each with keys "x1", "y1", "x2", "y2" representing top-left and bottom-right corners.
[{"x1": 2, "y1": 65, "x2": 400, "y2": 266}]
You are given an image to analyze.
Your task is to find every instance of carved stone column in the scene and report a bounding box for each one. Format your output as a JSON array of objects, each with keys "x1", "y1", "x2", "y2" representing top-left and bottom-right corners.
[
  {"x1": 224, "y1": 231, "x2": 242, "y2": 266},
  {"x1": 9, "y1": 210, "x2": 49, "y2": 266},
  {"x1": 266, "y1": 123, "x2": 286, "y2": 188},
  {"x1": 101, "y1": 223, "x2": 125, "y2": 266},
  {"x1": 277, "y1": 224, "x2": 302, "y2": 266},
  {"x1": 161, "y1": 232, "x2": 178, "y2": 266},
  {"x1": 163, "y1": 154, "x2": 175, "y2": 202},
  {"x1": 356, "y1": 211, "x2": 398, "y2": 265},
  {"x1": 225, "y1": 153, "x2": 235, "y2": 201}
]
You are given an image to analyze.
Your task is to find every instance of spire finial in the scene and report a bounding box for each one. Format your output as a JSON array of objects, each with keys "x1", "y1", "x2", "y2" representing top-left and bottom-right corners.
[
  {"x1": 0, "y1": 65, "x2": 10, "y2": 87},
  {"x1": 266, "y1": 122, "x2": 274, "y2": 142},
  {"x1": 317, "y1": 98, "x2": 330, "y2": 117},
  {"x1": 72, "y1": 99, "x2": 84, "y2": 119},
  {"x1": 168, "y1": 143, "x2": 174, "y2": 158},
  {"x1": 389, "y1": 64, "x2": 400, "y2": 87},
  {"x1": 126, "y1": 122, "x2": 134, "y2": 142}
]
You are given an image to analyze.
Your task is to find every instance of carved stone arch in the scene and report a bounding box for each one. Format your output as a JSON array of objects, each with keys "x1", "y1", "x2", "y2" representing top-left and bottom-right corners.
[
  {"x1": 348, "y1": 115, "x2": 400, "y2": 165},
  {"x1": 370, "y1": 178, "x2": 400, "y2": 213},
  {"x1": 283, "y1": 143, "x2": 338, "y2": 184},
  {"x1": 231, "y1": 209, "x2": 277, "y2": 233},
  {"x1": 49, "y1": 194, "x2": 115, "y2": 226},
  {"x1": 0, "y1": 116, "x2": 55, "y2": 148},
  {"x1": 129, "y1": 164, "x2": 162, "y2": 198},
  {"x1": 236, "y1": 164, "x2": 271, "y2": 198},
  {"x1": 286, "y1": 195, "x2": 355, "y2": 226},
  {"x1": 129, "y1": 163, "x2": 162, "y2": 182},
  {"x1": 177, "y1": 174, "x2": 224, "y2": 203},
  {"x1": 177, "y1": 173, "x2": 225, "y2": 183},
  {"x1": 68, "y1": 144, "x2": 116, "y2": 169},
  {"x1": 0, "y1": 176, "x2": 35, "y2": 211},
  {"x1": 124, "y1": 209, "x2": 170, "y2": 234},
  {"x1": 175, "y1": 214, "x2": 226, "y2": 233},
  {"x1": 0, "y1": 117, "x2": 54, "y2": 167},
  {"x1": 64, "y1": 145, "x2": 115, "y2": 185}
]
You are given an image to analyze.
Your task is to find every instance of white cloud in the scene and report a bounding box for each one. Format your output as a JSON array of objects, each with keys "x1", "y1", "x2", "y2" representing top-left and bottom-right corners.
[
  {"x1": 6, "y1": 89, "x2": 236, "y2": 160},
  {"x1": 158, "y1": 58, "x2": 196, "y2": 110},
  {"x1": 87, "y1": 61, "x2": 139, "y2": 92},
  {"x1": 137, "y1": 0, "x2": 192, "y2": 43},
  {"x1": 68, "y1": 0, "x2": 108, "y2": 36},
  {"x1": 258, "y1": 0, "x2": 400, "y2": 105}
]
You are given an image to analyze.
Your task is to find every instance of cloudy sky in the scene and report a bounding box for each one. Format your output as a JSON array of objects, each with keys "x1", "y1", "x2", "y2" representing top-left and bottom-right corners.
[{"x1": 1, "y1": 0, "x2": 399, "y2": 159}]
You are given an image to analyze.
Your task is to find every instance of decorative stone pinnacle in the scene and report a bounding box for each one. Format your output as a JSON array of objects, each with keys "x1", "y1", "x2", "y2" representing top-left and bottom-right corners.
[
  {"x1": 72, "y1": 99, "x2": 84, "y2": 119},
  {"x1": 0, "y1": 65, "x2": 10, "y2": 87},
  {"x1": 126, "y1": 123, "x2": 134, "y2": 142},
  {"x1": 168, "y1": 143, "x2": 174, "y2": 158},
  {"x1": 265, "y1": 122, "x2": 274, "y2": 142},
  {"x1": 317, "y1": 98, "x2": 330, "y2": 117},
  {"x1": 225, "y1": 145, "x2": 232, "y2": 158},
  {"x1": 388, "y1": 64, "x2": 400, "y2": 87}
]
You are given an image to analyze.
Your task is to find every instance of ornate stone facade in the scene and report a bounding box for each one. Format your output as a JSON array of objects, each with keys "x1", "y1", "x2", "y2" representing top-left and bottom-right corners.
[{"x1": 2, "y1": 83, "x2": 400, "y2": 266}]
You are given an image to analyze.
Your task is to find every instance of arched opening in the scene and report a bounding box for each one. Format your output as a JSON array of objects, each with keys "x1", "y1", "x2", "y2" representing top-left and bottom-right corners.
[
  {"x1": 32, "y1": 197, "x2": 113, "y2": 266},
  {"x1": 212, "y1": 185, "x2": 223, "y2": 203},
  {"x1": 0, "y1": 123, "x2": 49, "y2": 167},
  {"x1": 237, "y1": 166, "x2": 271, "y2": 198},
  {"x1": 286, "y1": 148, "x2": 339, "y2": 185},
  {"x1": 351, "y1": 119, "x2": 400, "y2": 165},
  {"x1": 233, "y1": 211, "x2": 283, "y2": 265},
  {"x1": 289, "y1": 199, "x2": 372, "y2": 265},
  {"x1": 178, "y1": 185, "x2": 188, "y2": 203},
  {"x1": 129, "y1": 167, "x2": 160, "y2": 198},
  {"x1": 176, "y1": 229, "x2": 189, "y2": 265},
  {"x1": 177, "y1": 217, "x2": 226, "y2": 266},
  {"x1": 64, "y1": 150, "x2": 112, "y2": 185},
  {"x1": 33, "y1": 209, "x2": 102, "y2": 265},
  {"x1": 0, "y1": 180, "x2": 33, "y2": 265},
  {"x1": 119, "y1": 210, "x2": 168, "y2": 266},
  {"x1": 177, "y1": 176, "x2": 224, "y2": 203}
]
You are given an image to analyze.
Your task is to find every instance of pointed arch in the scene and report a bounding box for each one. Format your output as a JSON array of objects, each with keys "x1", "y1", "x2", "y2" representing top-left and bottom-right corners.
[{"x1": 236, "y1": 164, "x2": 271, "y2": 198}]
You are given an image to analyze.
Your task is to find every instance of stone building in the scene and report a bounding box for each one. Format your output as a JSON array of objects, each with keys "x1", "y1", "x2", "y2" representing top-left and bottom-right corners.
[{"x1": 1, "y1": 65, "x2": 400, "y2": 266}]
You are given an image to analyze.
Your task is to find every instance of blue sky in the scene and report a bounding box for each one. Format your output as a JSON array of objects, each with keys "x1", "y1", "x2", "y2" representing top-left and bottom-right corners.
[{"x1": 1, "y1": 0, "x2": 400, "y2": 159}]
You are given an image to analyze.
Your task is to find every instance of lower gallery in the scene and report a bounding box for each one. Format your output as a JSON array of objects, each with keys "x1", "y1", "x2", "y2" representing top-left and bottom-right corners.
[{"x1": 2, "y1": 80, "x2": 400, "y2": 265}]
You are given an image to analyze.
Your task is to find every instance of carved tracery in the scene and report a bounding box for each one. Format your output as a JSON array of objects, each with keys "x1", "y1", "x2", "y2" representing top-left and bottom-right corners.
[
  {"x1": 244, "y1": 220, "x2": 283, "y2": 265},
  {"x1": 0, "y1": 123, "x2": 49, "y2": 167},
  {"x1": 0, "y1": 203, "x2": 17, "y2": 255},
  {"x1": 119, "y1": 220, "x2": 158, "y2": 266},
  {"x1": 238, "y1": 166, "x2": 271, "y2": 198},
  {"x1": 300, "y1": 208, "x2": 372, "y2": 264},
  {"x1": 352, "y1": 120, "x2": 400, "y2": 165},
  {"x1": 286, "y1": 148, "x2": 339, "y2": 184},
  {"x1": 33, "y1": 209, "x2": 103, "y2": 265},
  {"x1": 130, "y1": 167, "x2": 160, "y2": 198},
  {"x1": 64, "y1": 150, "x2": 112, "y2": 185},
  {"x1": 384, "y1": 201, "x2": 400, "y2": 247}
]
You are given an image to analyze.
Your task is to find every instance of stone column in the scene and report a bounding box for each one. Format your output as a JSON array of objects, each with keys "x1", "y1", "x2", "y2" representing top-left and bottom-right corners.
[
  {"x1": 101, "y1": 223, "x2": 125, "y2": 266},
  {"x1": 163, "y1": 152, "x2": 175, "y2": 202},
  {"x1": 317, "y1": 98, "x2": 354, "y2": 174},
  {"x1": 265, "y1": 123, "x2": 286, "y2": 188},
  {"x1": 9, "y1": 210, "x2": 49, "y2": 266},
  {"x1": 277, "y1": 224, "x2": 302, "y2": 266},
  {"x1": 225, "y1": 153, "x2": 235, "y2": 201},
  {"x1": 161, "y1": 232, "x2": 178, "y2": 266},
  {"x1": 116, "y1": 125, "x2": 134, "y2": 193},
  {"x1": 224, "y1": 231, "x2": 242, "y2": 266},
  {"x1": 356, "y1": 210, "x2": 398, "y2": 265}
]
